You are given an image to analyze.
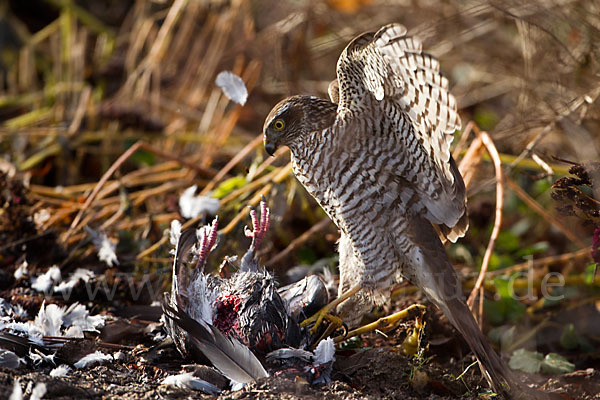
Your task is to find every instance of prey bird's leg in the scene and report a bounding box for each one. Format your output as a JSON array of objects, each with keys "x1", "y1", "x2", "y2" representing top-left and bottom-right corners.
[
  {"x1": 244, "y1": 196, "x2": 270, "y2": 251},
  {"x1": 196, "y1": 217, "x2": 218, "y2": 270},
  {"x1": 240, "y1": 196, "x2": 271, "y2": 272},
  {"x1": 332, "y1": 304, "x2": 426, "y2": 344},
  {"x1": 300, "y1": 284, "x2": 361, "y2": 334}
]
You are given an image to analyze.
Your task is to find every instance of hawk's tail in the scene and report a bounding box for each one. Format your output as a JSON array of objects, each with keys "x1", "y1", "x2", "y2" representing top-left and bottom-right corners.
[
  {"x1": 407, "y1": 216, "x2": 546, "y2": 399},
  {"x1": 437, "y1": 296, "x2": 521, "y2": 398},
  {"x1": 415, "y1": 265, "x2": 520, "y2": 397}
]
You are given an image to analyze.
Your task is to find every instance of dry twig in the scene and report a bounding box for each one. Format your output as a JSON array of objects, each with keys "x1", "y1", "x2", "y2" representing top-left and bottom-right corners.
[{"x1": 466, "y1": 126, "x2": 505, "y2": 325}]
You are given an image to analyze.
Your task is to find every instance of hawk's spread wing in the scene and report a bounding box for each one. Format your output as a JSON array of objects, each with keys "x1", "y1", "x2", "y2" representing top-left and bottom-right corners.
[{"x1": 335, "y1": 24, "x2": 466, "y2": 234}]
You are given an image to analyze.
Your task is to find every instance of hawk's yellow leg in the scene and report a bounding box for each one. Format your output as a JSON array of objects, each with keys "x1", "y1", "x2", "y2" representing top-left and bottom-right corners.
[
  {"x1": 300, "y1": 285, "x2": 361, "y2": 334},
  {"x1": 333, "y1": 303, "x2": 426, "y2": 344}
]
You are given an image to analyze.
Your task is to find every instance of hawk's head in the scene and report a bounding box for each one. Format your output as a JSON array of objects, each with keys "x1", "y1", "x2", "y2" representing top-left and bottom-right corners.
[
  {"x1": 263, "y1": 95, "x2": 337, "y2": 156},
  {"x1": 263, "y1": 96, "x2": 307, "y2": 156}
]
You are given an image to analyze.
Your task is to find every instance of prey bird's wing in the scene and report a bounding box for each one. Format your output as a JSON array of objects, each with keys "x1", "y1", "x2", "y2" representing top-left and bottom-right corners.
[
  {"x1": 171, "y1": 228, "x2": 199, "y2": 297},
  {"x1": 163, "y1": 303, "x2": 268, "y2": 385},
  {"x1": 335, "y1": 24, "x2": 467, "y2": 238}
]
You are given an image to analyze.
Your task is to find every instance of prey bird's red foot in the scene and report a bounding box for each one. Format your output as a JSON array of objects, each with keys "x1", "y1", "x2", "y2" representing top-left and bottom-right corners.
[{"x1": 244, "y1": 196, "x2": 270, "y2": 251}]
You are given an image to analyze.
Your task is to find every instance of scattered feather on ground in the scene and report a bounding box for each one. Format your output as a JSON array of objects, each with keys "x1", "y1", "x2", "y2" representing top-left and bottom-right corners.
[
  {"x1": 74, "y1": 351, "x2": 113, "y2": 368},
  {"x1": 49, "y1": 364, "x2": 71, "y2": 377},
  {"x1": 161, "y1": 371, "x2": 221, "y2": 395}
]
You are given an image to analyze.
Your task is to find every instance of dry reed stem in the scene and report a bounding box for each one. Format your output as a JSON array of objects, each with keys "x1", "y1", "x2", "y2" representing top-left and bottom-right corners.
[
  {"x1": 64, "y1": 141, "x2": 144, "y2": 241},
  {"x1": 67, "y1": 212, "x2": 179, "y2": 246},
  {"x1": 394, "y1": 269, "x2": 600, "y2": 303},
  {"x1": 220, "y1": 169, "x2": 280, "y2": 206},
  {"x1": 64, "y1": 141, "x2": 211, "y2": 243},
  {"x1": 138, "y1": 142, "x2": 217, "y2": 177},
  {"x1": 452, "y1": 121, "x2": 473, "y2": 161},
  {"x1": 32, "y1": 162, "x2": 194, "y2": 228},
  {"x1": 67, "y1": 85, "x2": 91, "y2": 137},
  {"x1": 130, "y1": 181, "x2": 189, "y2": 207},
  {"x1": 94, "y1": 179, "x2": 188, "y2": 232},
  {"x1": 201, "y1": 106, "x2": 243, "y2": 168},
  {"x1": 95, "y1": 169, "x2": 194, "y2": 204},
  {"x1": 100, "y1": 206, "x2": 126, "y2": 231},
  {"x1": 136, "y1": 134, "x2": 284, "y2": 259},
  {"x1": 466, "y1": 128, "x2": 505, "y2": 325},
  {"x1": 221, "y1": 183, "x2": 273, "y2": 235},
  {"x1": 137, "y1": 238, "x2": 168, "y2": 260},
  {"x1": 200, "y1": 134, "x2": 263, "y2": 195},
  {"x1": 137, "y1": 208, "x2": 219, "y2": 260},
  {"x1": 458, "y1": 136, "x2": 485, "y2": 190},
  {"x1": 219, "y1": 162, "x2": 292, "y2": 235},
  {"x1": 198, "y1": 60, "x2": 262, "y2": 168},
  {"x1": 486, "y1": 246, "x2": 591, "y2": 277},
  {"x1": 507, "y1": 87, "x2": 600, "y2": 175},
  {"x1": 251, "y1": 147, "x2": 289, "y2": 179}
]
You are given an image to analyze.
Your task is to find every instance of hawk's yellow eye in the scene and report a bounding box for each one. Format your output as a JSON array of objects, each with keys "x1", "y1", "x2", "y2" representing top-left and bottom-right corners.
[{"x1": 273, "y1": 119, "x2": 285, "y2": 131}]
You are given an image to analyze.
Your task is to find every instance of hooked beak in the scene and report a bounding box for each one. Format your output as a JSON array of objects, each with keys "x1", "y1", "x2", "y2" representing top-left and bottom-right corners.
[{"x1": 264, "y1": 138, "x2": 276, "y2": 156}]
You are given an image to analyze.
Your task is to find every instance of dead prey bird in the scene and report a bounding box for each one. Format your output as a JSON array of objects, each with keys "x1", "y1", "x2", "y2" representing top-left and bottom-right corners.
[{"x1": 162, "y1": 199, "x2": 331, "y2": 389}]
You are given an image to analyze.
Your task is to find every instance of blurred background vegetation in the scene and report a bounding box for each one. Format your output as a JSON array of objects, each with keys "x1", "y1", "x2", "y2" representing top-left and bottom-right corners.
[{"x1": 1, "y1": 0, "x2": 599, "y2": 376}]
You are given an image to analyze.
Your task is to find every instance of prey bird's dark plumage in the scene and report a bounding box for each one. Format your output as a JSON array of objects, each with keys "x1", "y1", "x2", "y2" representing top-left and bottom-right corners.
[
  {"x1": 263, "y1": 23, "x2": 526, "y2": 398},
  {"x1": 162, "y1": 200, "x2": 332, "y2": 389}
]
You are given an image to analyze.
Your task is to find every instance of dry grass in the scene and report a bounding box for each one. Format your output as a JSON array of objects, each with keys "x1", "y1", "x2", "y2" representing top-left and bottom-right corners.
[{"x1": 1, "y1": 0, "x2": 599, "y2": 319}]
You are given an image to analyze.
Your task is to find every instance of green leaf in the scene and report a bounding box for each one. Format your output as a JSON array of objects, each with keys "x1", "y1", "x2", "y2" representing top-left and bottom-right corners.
[
  {"x1": 560, "y1": 323, "x2": 579, "y2": 350},
  {"x1": 494, "y1": 277, "x2": 513, "y2": 299},
  {"x1": 515, "y1": 241, "x2": 550, "y2": 258},
  {"x1": 532, "y1": 179, "x2": 552, "y2": 197},
  {"x1": 297, "y1": 247, "x2": 317, "y2": 265},
  {"x1": 496, "y1": 230, "x2": 520, "y2": 253},
  {"x1": 483, "y1": 299, "x2": 506, "y2": 325},
  {"x1": 540, "y1": 353, "x2": 575, "y2": 374},
  {"x1": 584, "y1": 263, "x2": 597, "y2": 285},
  {"x1": 337, "y1": 335, "x2": 363, "y2": 350},
  {"x1": 473, "y1": 108, "x2": 499, "y2": 131},
  {"x1": 483, "y1": 297, "x2": 525, "y2": 325},
  {"x1": 505, "y1": 299, "x2": 526, "y2": 322},
  {"x1": 559, "y1": 323, "x2": 595, "y2": 353},
  {"x1": 509, "y1": 349, "x2": 543, "y2": 373},
  {"x1": 212, "y1": 176, "x2": 247, "y2": 199},
  {"x1": 486, "y1": 252, "x2": 515, "y2": 271},
  {"x1": 131, "y1": 149, "x2": 156, "y2": 166}
]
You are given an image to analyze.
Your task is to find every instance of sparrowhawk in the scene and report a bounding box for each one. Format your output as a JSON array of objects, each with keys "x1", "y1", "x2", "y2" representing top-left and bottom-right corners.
[{"x1": 263, "y1": 23, "x2": 523, "y2": 397}]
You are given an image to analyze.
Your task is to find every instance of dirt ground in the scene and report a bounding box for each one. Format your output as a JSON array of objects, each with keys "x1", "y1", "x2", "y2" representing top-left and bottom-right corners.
[
  {"x1": 2, "y1": 343, "x2": 599, "y2": 399},
  {"x1": 1, "y1": 296, "x2": 599, "y2": 400}
]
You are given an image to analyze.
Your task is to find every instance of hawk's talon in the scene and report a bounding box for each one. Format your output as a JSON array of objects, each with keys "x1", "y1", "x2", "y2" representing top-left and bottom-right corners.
[
  {"x1": 300, "y1": 285, "x2": 361, "y2": 335},
  {"x1": 339, "y1": 322, "x2": 349, "y2": 337},
  {"x1": 333, "y1": 303, "x2": 426, "y2": 344},
  {"x1": 377, "y1": 304, "x2": 426, "y2": 330},
  {"x1": 300, "y1": 306, "x2": 340, "y2": 335},
  {"x1": 313, "y1": 317, "x2": 343, "y2": 348}
]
